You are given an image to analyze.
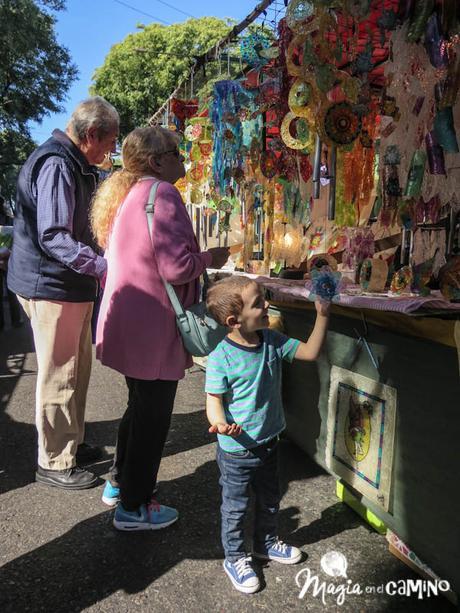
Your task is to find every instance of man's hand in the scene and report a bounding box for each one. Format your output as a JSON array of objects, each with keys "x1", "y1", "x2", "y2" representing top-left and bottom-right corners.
[
  {"x1": 208, "y1": 247, "x2": 230, "y2": 269},
  {"x1": 208, "y1": 422, "x2": 243, "y2": 437}
]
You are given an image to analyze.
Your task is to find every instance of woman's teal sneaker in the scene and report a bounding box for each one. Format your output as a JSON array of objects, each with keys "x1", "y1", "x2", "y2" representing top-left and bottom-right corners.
[
  {"x1": 102, "y1": 481, "x2": 120, "y2": 507},
  {"x1": 113, "y1": 500, "x2": 178, "y2": 531},
  {"x1": 102, "y1": 480, "x2": 159, "y2": 507}
]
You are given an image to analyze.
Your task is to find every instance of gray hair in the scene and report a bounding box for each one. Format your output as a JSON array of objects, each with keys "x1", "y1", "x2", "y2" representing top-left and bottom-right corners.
[{"x1": 67, "y1": 96, "x2": 119, "y2": 142}]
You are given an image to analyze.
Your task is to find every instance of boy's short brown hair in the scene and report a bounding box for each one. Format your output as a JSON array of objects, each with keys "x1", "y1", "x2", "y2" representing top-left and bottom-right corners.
[{"x1": 206, "y1": 276, "x2": 257, "y2": 326}]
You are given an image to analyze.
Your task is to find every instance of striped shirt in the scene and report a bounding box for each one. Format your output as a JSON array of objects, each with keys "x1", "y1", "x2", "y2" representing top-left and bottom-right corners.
[{"x1": 205, "y1": 329, "x2": 300, "y2": 452}]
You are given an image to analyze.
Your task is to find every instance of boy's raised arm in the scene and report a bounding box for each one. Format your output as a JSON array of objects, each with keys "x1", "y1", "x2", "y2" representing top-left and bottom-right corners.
[
  {"x1": 294, "y1": 300, "x2": 330, "y2": 362},
  {"x1": 206, "y1": 393, "x2": 243, "y2": 437}
]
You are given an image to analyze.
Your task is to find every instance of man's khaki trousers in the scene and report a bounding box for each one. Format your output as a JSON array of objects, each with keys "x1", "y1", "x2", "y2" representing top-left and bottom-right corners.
[{"x1": 18, "y1": 298, "x2": 93, "y2": 470}]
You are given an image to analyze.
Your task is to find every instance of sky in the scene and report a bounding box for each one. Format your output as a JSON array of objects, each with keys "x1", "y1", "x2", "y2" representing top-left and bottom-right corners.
[{"x1": 29, "y1": 0, "x2": 276, "y2": 143}]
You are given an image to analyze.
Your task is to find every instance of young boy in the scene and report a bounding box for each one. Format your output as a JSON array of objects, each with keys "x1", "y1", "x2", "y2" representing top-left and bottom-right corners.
[{"x1": 205, "y1": 276, "x2": 330, "y2": 594}]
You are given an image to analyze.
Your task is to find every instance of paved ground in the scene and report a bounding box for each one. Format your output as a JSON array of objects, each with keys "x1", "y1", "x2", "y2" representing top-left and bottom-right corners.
[{"x1": 0, "y1": 316, "x2": 456, "y2": 613}]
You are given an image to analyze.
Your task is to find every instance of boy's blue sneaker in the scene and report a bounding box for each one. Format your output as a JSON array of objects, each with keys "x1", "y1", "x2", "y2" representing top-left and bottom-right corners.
[
  {"x1": 223, "y1": 557, "x2": 260, "y2": 594},
  {"x1": 102, "y1": 481, "x2": 119, "y2": 507},
  {"x1": 113, "y1": 500, "x2": 178, "y2": 531},
  {"x1": 253, "y1": 539, "x2": 302, "y2": 565}
]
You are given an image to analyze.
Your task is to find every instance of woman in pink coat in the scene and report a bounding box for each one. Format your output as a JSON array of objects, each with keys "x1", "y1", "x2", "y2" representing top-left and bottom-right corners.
[{"x1": 91, "y1": 126, "x2": 229, "y2": 531}]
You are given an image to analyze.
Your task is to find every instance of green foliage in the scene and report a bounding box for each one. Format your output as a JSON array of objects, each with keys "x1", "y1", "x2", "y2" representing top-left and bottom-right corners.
[
  {"x1": 0, "y1": 129, "x2": 36, "y2": 202},
  {"x1": 0, "y1": 0, "x2": 77, "y2": 201},
  {"x1": 91, "y1": 17, "x2": 233, "y2": 137}
]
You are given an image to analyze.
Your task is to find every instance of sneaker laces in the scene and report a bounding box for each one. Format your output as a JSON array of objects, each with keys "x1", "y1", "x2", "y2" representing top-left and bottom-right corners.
[
  {"x1": 234, "y1": 556, "x2": 254, "y2": 578},
  {"x1": 271, "y1": 540, "x2": 288, "y2": 554},
  {"x1": 147, "y1": 498, "x2": 161, "y2": 513}
]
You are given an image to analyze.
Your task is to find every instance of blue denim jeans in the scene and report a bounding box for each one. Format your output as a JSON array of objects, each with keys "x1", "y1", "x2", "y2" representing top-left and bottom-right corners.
[{"x1": 216, "y1": 438, "x2": 280, "y2": 562}]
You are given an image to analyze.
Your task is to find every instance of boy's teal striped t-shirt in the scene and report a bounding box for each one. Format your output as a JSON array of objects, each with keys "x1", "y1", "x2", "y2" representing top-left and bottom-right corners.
[{"x1": 205, "y1": 329, "x2": 300, "y2": 452}]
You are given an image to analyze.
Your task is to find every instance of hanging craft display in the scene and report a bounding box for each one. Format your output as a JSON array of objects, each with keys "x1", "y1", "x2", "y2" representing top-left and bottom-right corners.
[
  {"x1": 359, "y1": 258, "x2": 389, "y2": 293},
  {"x1": 323, "y1": 102, "x2": 362, "y2": 146}
]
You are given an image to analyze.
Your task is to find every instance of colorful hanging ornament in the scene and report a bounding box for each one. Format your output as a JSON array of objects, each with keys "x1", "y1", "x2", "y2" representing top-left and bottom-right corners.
[
  {"x1": 187, "y1": 162, "x2": 204, "y2": 184},
  {"x1": 308, "y1": 267, "x2": 342, "y2": 303},
  {"x1": 438, "y1": 257, "x2": 460, "y2": 302},
  {"x1": 240, "y1": 32, "x2": 271, "y2": 67},
  {"x1": 299, "y1": 154, "x2": 313, "y2": 182},
  {"x1": 190, "y1": 187, "x2": 203, "y2": 204},
  {"x1": 199, "y1": 140, "x2": 213, "y2": 157},
  {"x1": 411, "y1": 258, "x2": 434, "y2": 296},
  {"x1": 286, "y1": 35, "x2": 307, "y2": 78},
  {"x1": 281, "y1": 112, "x2": 315, "y2": 151},
  {"x1": 439, "y1": 52, "x2": 460, "y2": 108},
  {"x1": 170, "y1": 98, "x2": 198, "y2": 130},
  {"x1": 184, "y1": 123, "x2": 202, "y2": 142},
  {"x1": 434, "y1": 107, "x2": 459, "y2": 153},
  {"x1": 308, "y1": 253, "x2": 338, "y2": 272},
  {"x1": 424, "y1": 13, "x2": 448, "y2": 68},
  {"x1": 390, "y1": 266, "x2": 413, "y2": 295},
  {"x1": 405, "y1": 150, "x2": 427, "y2": 197},
  {"x1": 190, "y1": 143, "x2": 201, "y2": 162},
  {"x1": 323, "y1": 102, "x2": 362, "y2": 146},
  {"x1": 260, "y1": 150, "x2": 279, "y2": 179},
  {"x1": 425, "y1": 131, "x2": 446, "y2": 175},
  {"x1": 286, "y1": 0, "x2": 315, "y2": 30},
  {"x1": 288, "y1": 78, "x2": 317, "y2": 119},
  {"x1": 359, "y1": 258, "x2": 388, "y2": 293},
  {"x1": 406, "y1": 0, "x2": 435, "y2": 43}
]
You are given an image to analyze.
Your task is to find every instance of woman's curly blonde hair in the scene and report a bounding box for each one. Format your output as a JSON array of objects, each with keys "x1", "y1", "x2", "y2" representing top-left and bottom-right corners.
[{"x1": 91, "y1": 126, "x2": 180, "y2": 249}]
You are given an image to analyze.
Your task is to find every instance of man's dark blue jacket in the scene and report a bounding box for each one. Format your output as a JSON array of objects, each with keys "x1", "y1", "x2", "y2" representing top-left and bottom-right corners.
[{"x1": 8, "y1": 130, "x2": 99, "y2": 302}]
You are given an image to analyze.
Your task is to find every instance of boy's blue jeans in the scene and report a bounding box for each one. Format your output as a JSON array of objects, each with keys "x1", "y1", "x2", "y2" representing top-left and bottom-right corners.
[{"x1": 216, "y1": 438, "x2": 280, "y2": 562}]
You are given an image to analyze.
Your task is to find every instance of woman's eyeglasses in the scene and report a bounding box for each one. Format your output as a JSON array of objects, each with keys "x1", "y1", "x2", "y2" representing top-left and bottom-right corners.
[{"x1": 162, "y1": 148, "x2": 180, "y2": 158}]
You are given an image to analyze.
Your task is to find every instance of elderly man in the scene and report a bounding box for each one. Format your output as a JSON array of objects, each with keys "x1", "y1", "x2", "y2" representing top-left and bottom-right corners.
[{"x1": 8, "y1": 96, "x2": 119, "y2": 490}]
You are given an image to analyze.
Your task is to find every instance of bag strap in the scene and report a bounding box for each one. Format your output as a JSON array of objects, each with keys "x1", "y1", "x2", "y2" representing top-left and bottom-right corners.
[{"x1": 145, "y1": 181, "x2": 207, "y2": 333}]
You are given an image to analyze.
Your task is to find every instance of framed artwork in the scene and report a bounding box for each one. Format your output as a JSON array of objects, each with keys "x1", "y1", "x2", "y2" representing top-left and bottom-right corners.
[{"x1": 326, "y1": 366, "x2": 397, "y2": 512}]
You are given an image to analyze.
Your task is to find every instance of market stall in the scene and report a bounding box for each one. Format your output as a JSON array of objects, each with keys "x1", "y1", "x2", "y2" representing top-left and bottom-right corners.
[{"x1": 152, "y1": 0, "x2": 460, "y2": 602}]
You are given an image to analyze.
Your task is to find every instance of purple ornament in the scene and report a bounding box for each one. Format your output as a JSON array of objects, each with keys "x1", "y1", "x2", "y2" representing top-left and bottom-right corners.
[
  {"x1": 424, "y1": 14, "x2": 448, "y2": 68},
  {"x1": 425, "y1": 131, "x2": 446, "y2": 175},
  {"x1": 412, "y1": 96, "x2": 425, "y2": 116}
]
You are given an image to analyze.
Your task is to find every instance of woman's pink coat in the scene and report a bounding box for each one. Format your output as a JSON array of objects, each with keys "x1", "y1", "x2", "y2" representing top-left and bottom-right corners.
[{"x1": 96, "y1": 178, "x2": 212, "y2": 380}]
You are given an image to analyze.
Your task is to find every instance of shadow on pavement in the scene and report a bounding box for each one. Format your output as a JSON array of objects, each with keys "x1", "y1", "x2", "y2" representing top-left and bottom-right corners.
[{"x1": 0, "y1": 440, "x2": 360, "y2": 612}]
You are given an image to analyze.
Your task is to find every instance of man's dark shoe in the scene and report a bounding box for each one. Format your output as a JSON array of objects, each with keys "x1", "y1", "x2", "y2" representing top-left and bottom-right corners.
[
  {"x1": 36, "y1": 466, "x2": 98, "y2": 490},
  {"x1": 76, "y1": 442, "x2": 103, "y2": 464}
]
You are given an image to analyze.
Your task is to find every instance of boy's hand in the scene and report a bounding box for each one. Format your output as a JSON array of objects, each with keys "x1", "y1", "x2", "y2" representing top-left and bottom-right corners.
[
  {"x1": 208, "y1": 422, "x2": 243, "y2": 437},
  {"x1": 315, "y1": 299, "x2": 330, "y2": 317}
]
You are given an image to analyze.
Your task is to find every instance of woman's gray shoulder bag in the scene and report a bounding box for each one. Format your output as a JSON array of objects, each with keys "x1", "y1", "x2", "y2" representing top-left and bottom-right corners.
[{"x1": 145, "y1": 181, "x2": 227, "y2": 357}]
